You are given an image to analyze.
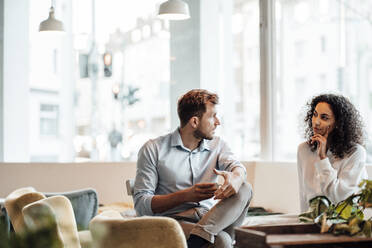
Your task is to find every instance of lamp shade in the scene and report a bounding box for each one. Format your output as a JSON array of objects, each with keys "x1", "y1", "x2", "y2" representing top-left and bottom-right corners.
[
  {"x1": 158, "y1": 0, "x2": 190, "y2": 20},
  {"x1": 39, "y1": 7, "x2": 65, "y2": 32}
]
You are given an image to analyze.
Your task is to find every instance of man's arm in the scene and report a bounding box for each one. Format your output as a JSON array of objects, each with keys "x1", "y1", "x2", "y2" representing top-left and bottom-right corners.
[
  {"x1": 214, "y1": 139, "x2": 247, "y2": 200},
  {"x1": 213, "y1": 167, "x2": 245, "y2": 199},
  {"x1": 133, "y1": 141, "x2": 159, "y2": 216},
  {"x1": 151, "y1": 183, "x2": 218, "y2": 213}
]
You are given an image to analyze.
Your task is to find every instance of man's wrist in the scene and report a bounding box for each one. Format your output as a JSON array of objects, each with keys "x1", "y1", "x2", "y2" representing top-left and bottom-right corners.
[
  {"x1": 232, "y1": 167, "x2": 246, "y2": 181},
  {"x1": 179, "y1": 187, "x2": 191, "y2": 202}
]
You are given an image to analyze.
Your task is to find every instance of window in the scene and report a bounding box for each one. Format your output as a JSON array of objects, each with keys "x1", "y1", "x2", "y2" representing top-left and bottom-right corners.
[
  {"x1": 40, "y1": 104, "x2": 59, "y2": 137},
  {"x1": 320, "y1": 35, "x2": 326, "y2": 54},
  {"x1": 294, "y1": 41, "x2": 305, "y2": 61},
  {"x1": 226, "y1": 0, "x2": 260, "y2": 160},
  {"x1": 4, "y1": 0, "x2": 372, "y2": 162},
  {"x1": 274, "y1": 0, "x2": 372, "y2": 161},
  {"x1": 72, "y1": 0, "x2": 170, "y2": 161}
]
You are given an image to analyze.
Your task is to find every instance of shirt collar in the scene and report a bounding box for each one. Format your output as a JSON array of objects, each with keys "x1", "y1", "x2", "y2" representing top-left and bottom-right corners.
[
  {"x1": 170, "y1": 128, "x2": 211, "y2": 151},
  {"x1": 199, "y1": 139, "x2": 211, "y2": 151},
  {"x1": 171, "y1": 128, "x2": 184, "y2": 148}
]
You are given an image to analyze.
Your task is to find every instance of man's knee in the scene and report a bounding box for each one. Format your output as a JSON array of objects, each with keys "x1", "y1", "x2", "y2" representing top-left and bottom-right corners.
[
  {"x1": 214, "y1": 231, "x2": 233, "y2": 248},
  {"x1": 237, "y1": 181, "x2": 253, "y2": 204}
]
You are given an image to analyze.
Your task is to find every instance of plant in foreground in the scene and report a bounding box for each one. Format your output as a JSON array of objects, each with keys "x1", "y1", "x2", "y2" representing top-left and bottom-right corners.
[{"x1": 299, "y1": 179, "x2": 372, "y2": 237}]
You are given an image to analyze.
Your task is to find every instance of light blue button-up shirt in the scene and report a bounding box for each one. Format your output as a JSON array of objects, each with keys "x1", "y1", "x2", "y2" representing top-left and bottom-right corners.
[{"x1": 134, "y1": 128, "x2": 246, "y2": 216}]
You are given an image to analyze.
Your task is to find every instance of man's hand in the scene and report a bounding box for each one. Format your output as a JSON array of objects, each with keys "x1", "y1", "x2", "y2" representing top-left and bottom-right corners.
[
  {"x1": 151, "y1": 183, "x2": 217, "y2": 213},
  {"x1": 185, "y1": 183, "x2": 218, "y2": 202},
  {"x1": 213, "y1": 168, "x2": 244, "y2": 200}
]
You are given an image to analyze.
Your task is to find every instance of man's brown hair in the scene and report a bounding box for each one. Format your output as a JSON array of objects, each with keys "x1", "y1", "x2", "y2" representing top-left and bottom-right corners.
[{"x1": 177, "y1": 89, "x2": 219, "y2": 127}]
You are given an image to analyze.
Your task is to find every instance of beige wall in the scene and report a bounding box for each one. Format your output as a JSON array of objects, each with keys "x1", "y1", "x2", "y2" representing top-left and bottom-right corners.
[
  {"x1": 0, "y1": 162, "x2": 370, "y2": 214},
  {"x1": 0, "y1": 162, "x2": 136, "y2": 204},
  {"x1": 250, "y1": 162, "x2": 300, "y2": 213}
]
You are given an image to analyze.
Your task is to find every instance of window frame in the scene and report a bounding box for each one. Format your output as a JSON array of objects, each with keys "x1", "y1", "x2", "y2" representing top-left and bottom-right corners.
[{"x1": 259, "y1": 0, "x2": 275, "y2": 161}]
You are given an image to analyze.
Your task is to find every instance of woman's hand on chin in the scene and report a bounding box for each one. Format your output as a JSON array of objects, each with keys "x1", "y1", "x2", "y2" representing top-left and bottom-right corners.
[{"x1": 311, "y1": 126, "x2": 330, "y2": 160}]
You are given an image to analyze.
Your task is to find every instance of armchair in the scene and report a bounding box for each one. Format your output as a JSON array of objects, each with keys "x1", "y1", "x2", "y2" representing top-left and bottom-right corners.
[
  {"x1": 2, "y1": 187, "x2": 187, "y2": 248},
  {"x1": 1, "y1": 187, "x2": 98, "y2": 233},
  {"x1": 23, "y1": 195, "x2": 81, "y2": 247},
  {"x1": 2, "y1": 187, "x2": 97, "y2": 248},
  {"x1": 90, "y1": 210, "x2": 187, "y2": 248},
  {"x1": 4, "y1": 187, "x2": 46, "y2": 233}
]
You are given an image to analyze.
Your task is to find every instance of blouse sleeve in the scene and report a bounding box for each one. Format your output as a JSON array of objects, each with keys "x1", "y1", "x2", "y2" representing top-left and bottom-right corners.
[{"x1": 315, "y1": 145, "x2": 368, "y2": 204}]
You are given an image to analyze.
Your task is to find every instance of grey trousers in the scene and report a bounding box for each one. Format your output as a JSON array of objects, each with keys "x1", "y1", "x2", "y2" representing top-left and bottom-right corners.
[{"x1": 170, "y1": 181, "x2": 252, "y2": 248}]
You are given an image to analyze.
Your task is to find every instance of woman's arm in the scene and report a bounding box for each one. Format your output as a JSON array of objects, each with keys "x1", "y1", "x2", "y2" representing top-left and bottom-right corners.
[{"x1": 315, "y1": 145, "x2": 368, "y2": 203}]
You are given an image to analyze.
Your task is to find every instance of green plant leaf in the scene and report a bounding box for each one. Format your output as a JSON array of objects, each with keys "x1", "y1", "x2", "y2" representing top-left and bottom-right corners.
[
  {"x1": 299, "y1": 179, "x2": 372, "y2": 237},
  {"x1": 335, "y1": 201, "x2": 353, "y2": 219}
]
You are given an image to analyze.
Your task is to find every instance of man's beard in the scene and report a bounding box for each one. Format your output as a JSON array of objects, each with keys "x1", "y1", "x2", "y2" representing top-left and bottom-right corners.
[{"x1": 193, "y1": 128, "x2": 213, "y2": 140}]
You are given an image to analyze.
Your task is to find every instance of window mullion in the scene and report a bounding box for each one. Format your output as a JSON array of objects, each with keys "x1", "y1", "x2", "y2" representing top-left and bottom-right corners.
[{"x1": 259, "y1": 0, "x2": 275, "y2": 161}]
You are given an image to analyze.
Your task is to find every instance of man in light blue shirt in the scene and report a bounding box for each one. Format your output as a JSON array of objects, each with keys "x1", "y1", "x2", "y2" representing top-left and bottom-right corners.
[{"x1": 134, "y1": 89, "x2": 252, "y2": 248}]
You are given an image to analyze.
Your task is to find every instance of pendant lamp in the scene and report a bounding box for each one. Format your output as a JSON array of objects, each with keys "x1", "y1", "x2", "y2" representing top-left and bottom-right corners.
[
  {"x1": 158, "y1": 0, "x2": 190, "y2": 20},
  {"x1": 39, "y1": 1, "x2": 64, "y2": 32}
]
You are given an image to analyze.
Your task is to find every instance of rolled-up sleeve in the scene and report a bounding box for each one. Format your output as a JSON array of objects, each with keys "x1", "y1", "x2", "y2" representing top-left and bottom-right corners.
[
  {"x1": 217, "y1": 139, "x2": 246, "y2": 174},
  {"x1": 133, "y1": 141, "x2": 158, "y2": 216}
]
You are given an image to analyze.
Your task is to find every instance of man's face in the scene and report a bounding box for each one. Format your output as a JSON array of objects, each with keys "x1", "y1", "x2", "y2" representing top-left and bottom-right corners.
[{"x1": 194, "y1": 102, "x2": 220, "y2": 140}]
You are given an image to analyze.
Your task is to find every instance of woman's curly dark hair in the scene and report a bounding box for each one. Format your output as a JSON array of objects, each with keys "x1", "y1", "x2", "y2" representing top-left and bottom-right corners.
[{"x1": 304, "y1": 94, "x2": 365, "y2": 159}]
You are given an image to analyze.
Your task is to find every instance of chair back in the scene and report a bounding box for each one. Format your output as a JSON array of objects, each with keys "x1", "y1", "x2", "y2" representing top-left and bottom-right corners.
[
  {"x1": 4, "y1": 187, "x2": 46, "y2": 233},
  {"x1": 90, "y1": 210, "x2": 187, "y2": 248},
  {"x1": 125, "y1": 179, "x2": 134, "y2": 196},
  {"x1": 23, "y1": 196, "x2": 81, "y2": 248}
]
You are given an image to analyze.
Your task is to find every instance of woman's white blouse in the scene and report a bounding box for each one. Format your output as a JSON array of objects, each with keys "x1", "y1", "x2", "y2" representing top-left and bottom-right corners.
[{"x1": 297, "y1": 142, "x2": 368, "y2": 212}]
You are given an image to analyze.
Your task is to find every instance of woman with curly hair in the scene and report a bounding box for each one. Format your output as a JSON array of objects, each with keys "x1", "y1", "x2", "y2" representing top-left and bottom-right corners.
[{"x1": 297, "y1": 94, "x2": 368, "y2": 212}]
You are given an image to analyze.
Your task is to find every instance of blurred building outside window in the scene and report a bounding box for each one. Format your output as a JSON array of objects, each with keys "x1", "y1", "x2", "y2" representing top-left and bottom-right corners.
[{"x1": 9, "y1": 0, "x2": 372, "y2": 162}]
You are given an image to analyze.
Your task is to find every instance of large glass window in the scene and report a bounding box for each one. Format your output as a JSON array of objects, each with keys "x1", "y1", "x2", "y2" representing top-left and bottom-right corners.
[
  {"x1": 27, "y1": 0, "x2": 170, "y2": 162},
  {"x1": 73, "y1": 1, "x2": 170, "y2": 161},
  {"x1": 228, "y1": 0, "x2": 260, "y2": 160},
  {"x1": 28, "y1": 0, "x2": 67, "y2": 162},
  {"x1": 5, "y1": 0, "x2": 372, "y2": 162},
  {"x1": 274, "y1": 0, "x2": 372, "y2": 162}
]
